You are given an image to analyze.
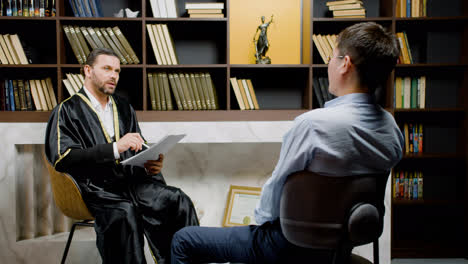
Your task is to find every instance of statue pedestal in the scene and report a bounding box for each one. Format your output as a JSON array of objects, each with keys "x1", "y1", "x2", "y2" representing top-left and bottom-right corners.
[{"x1": 255, "y1": 56, "x2": 271, "y2": 64}]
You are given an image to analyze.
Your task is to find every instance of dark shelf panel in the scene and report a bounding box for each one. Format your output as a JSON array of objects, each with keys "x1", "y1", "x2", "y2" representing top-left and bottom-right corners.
[
  {"x1": 59, "y1": 64, "x2": 142, "y2": 68},
  {"x1": 394, "y1": 107, "x2": 465, "y2": 113},
  {"x1": 0, "y1": 16, "x2": 57, "y2": 21},
  {"x1": 392, "y1": 240, "x2": 466, "y2": 258},
  {"x1": 396, "y1": 63, "x2": 468, "y2": 68},
  {"x1": 402, "y1": 153, "x2": 463, "y2": 159},
  {"x1": 392, "y1": 199, "x2": 464, "y2": 206},
  {"x1": 396, "y1": 16, "x2": 468, "y2": 22},
  {"x1": 136, "y1": 110, "x2": 308, "y2": 122},
  {"x1": 0, "y1": 111, "x2": 52, "y2": 122}
]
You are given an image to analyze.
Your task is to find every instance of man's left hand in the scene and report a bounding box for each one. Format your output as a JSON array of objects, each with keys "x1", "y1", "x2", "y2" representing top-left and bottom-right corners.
[{"x1": 144, "y1": 154, "x2": 164, "y2": 175}]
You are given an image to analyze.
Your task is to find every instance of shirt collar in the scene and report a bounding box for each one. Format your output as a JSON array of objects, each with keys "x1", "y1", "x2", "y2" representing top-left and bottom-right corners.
[
  {"x1": 324, "y1": 93, "x2": 374, "y2": 108},
  {"x1": 83, "y1": 85, "x2": 113, "y2": 111}
]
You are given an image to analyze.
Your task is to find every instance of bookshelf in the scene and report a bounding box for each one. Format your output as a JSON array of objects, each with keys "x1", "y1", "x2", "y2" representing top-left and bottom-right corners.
[{"x1": 0, "y1": 0, "x2": 467, "y2": 259}]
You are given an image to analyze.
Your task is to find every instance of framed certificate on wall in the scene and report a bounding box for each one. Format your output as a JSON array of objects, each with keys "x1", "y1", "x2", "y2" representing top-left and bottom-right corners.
[{"x1": 222, "y1": 185, "x2": 262, "y2": 227}]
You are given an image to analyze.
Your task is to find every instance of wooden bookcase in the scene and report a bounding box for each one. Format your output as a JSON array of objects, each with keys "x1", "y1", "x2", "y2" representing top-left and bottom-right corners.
[{"x1": 0, "y1": 0, "x2": 467, "y2": 259}]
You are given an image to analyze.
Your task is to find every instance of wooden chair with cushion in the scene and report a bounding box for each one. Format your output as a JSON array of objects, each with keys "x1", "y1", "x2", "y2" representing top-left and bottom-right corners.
[
  {"x1": 280, "y1": 170, "x2": 389, "y2": 264},
  {"x1": 45, "y1": 159, "x2": 95, "y2": 264}
]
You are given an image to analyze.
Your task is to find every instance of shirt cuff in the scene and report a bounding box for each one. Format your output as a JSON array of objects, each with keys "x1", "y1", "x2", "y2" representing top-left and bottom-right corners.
[{"x1": 112, "y1": 142, "x2": 120, "y2": 160}]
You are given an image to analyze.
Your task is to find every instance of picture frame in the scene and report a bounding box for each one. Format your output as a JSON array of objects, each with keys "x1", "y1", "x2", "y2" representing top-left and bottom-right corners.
[{"x1": 222, "y1": 185, "x2": 262, "y2": 227}]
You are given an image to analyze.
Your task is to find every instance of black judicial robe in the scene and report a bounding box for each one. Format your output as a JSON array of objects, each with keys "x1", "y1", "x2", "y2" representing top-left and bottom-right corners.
[{"x1": 45, "y1": 88, "x2": 199, "y2": 264}]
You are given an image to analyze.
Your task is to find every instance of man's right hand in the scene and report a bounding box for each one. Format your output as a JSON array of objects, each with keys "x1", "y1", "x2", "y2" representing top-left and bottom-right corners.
[{"x1": 117, "y1": 133, "x2": 145, "y2": 153}]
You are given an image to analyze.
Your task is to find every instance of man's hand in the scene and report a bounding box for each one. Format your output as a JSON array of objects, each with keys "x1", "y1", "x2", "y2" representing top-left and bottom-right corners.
[
  {"x1": 117, "y1": 133, "x2": 145, "y2": 153},
  {"x1": 144, "y1": 154, "x2": 164, "y2": 175}
]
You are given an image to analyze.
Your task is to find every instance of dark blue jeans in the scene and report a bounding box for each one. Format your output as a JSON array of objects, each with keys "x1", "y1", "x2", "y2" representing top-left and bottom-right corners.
[{"x1": 171, "y1": 219, "x2": 332, "y2": 264}]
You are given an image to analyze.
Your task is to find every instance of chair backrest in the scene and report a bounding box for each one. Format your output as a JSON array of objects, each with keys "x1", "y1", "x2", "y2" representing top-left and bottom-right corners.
[
  {"x1": 280, "y1": 170, "x2": 388, "y2": 250},
  {"x1": 45, "y1": 159, "x2": 94, "y2": 221}
]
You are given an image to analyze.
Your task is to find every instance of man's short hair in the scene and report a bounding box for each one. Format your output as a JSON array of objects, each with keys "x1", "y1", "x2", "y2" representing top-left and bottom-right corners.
[
  {"x1": 85, "y1": 48, "x2": 119, "y2": 67},
  {"x1": 337, "y1": 22, "x2": 400, "y2": 94}
]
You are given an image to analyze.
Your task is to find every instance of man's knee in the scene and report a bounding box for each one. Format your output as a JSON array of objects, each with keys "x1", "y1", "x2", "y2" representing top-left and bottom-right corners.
[{"x1": 171, "y1": 226, "x2": 198, "y2": 254}]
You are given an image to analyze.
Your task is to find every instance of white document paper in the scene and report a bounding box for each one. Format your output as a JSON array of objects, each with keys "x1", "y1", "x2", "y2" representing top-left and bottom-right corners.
[{"x1": 121, "y1": 134, "x2": 186, "y2": 167}]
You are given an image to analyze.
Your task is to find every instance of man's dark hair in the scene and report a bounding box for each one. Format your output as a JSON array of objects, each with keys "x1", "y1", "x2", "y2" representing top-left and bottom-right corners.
[
  {"x1": 337, "y1": 22, "x2": 400, "y2": 94},
  {"x1": 85, "y1": 48, "x2": 119, "y2": 67}
]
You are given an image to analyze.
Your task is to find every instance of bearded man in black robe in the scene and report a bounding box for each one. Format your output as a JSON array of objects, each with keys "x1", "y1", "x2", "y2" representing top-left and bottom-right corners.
[{"x1": 45, "y1": 48, "x2": 199, "y2": 264}]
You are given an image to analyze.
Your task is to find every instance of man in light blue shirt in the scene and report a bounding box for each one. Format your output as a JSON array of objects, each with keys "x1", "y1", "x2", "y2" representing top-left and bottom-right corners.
[{"x1": 171, "y1": 22, "x2": 404, "y2": 264}]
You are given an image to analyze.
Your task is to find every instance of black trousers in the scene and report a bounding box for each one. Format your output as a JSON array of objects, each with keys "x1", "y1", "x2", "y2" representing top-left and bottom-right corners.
[
  {"x1": 171, "y1": 219, "x2": 333, "y2": 264},
  {"x1": 81, "y1": 174, "x2": 199, "y2": 264}
]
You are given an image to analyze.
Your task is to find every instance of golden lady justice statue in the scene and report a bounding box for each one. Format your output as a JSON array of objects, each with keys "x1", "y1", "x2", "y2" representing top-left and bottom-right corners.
[{"x1": 253, "y1": 15, "x2": 274, "y2": 64}]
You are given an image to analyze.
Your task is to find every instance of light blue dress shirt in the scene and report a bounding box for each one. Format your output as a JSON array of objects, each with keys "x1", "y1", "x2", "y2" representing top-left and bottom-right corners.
[{"x1": 254, "y1": 93, "x2": 404, "y2": 225}]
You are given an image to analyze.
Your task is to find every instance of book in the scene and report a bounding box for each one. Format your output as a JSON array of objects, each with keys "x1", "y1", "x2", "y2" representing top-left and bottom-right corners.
[
  {"x1": 312, "y1": 35, "x2": 327, "y2": 64},
  {"x1": 66, "y1": 73, "x2": 80, "y2": 93},
  {"x1": 189, "y1": 13, "x2": 223, "y2": 18},
  {"x1": 149, "y1": 0, "x2": 161, "y2": 18},
  {"x1": 165, "y1": 0, "x2": 177, "y2": 18},
  {"x1": 178, "y1": 73, "x2": 194, "y2": 110},
  {"x1": 230, "y1": 77, "x2": 245, "y2": 110},
  {"x1": 403, "y1": 77, "x2": 411, "y2": 108},
  {"x1": 0, "y1": 40, "x2": 9, "y2": 64},
  {"x1": 192, "y1": 73, "x2": 207, "y2": 110},
  {"x1": 69, "y1": 26, "x2": 88, "y2": 63},
  {"x1": 45, "y1": 77, "x2": 57, "y2": 107},
  {"x1": 152, "y1": 72, "x2": 162, "y2": 110},
  {"x1": 158, "y1": 0, "x2": 168, "y2": 18},
  {"x1": 161, "y1": 24, "x2": 178, "y2": 64},
  {"x1": 205, "y1": 73, "x2": 218, "y2": 109},
  {"x1": 173, "y1": 73, "x2": 188, "y2": 110},
  {"x1": 113, "y1": 27, "x2": 140, "y2": 64},
  {"x1": 194, "y1": 73, "x2": 209, "y2": 109},
  {"x1": 62, "y1": 79, "x2": 75, "y2": 97},
  {"x1": 80, "y1": 26, "x2": 98, "y2": 49},
  {"x1": 29, "y1": 79, "x2": 42, "y2": 110},
  {"x1": 236, "y1": 78, "x2": 249, "y2": 109},
  {"x1": 9, "y1": 34, "x2": 28, "y2": 64},
  {"x1": 63, "y1": 25, "x2": 84, "y2": 64},
  {"x1": 121, "y1": 134, "x2": 186, "y2": 167},
  {"x1": 395, "y1": 77, "x2": 403, "y2": 108},
  {"x1": 317, "y1": 35, "x2": 332, "y2": 60},
  {"x1": 179, "y1": 73, "x2": 195, "y2": 110},
  {"x1": 328, "y1": 3, "x2": 363, "y2": 11},
  {"x1": 419, "y1": 76, "x2": 425, "y2": 109},
  {"x1": 157, "y1": 73, "x2": 167, "y2": 110},
  {"x1": 146, "y1": 24, "x2": 164, "y2": 65},
  {"x1": 147, "y1": 73, "x2": 157, "y2": 110},
  {"x1": 185, "y1": 73, "x2": 200, "y2": 110},
  {"x1": 17, "y1": 79, "x2": 27, "y2": 110},
  {"x1": 241, "y1": 79, "x2": 254, "y2": 110},
  {"x1": 106, "y1": 27, "x2": 133, "y2": 64},
  {"x1": 185, "y1": 2, "x2": 224, "y2": 9},
  {"x1": 326, "y1": 0, "x2": 362, "y2": 6},
  {"x1": 24, "y1": 79, "x2": 35, "y2": 110},
  {"x1": 74, "y1": 26, "x2": 90, "y2": 58},
  {"x1": 4, "y1": 34, "x2": 20, "y2": 64},
  {"x1": 8, "y1": 80, "x2": 15, "y2": 111},
  {"x1": 410, "y1": 77, "x2": 418, "y2": 108},
  {"x1": 87, "y1": 27, "x2": 105, "y2": 49},
  {"x1": 246, "y1": 79, "x2": 260, "y2": 109},
  {"x1": 333, "y1": 8, "x2": 366, "y2": 16},
  {"x1": 12, "y1": 80, "x2": 20, "y2": 110},
  {"x1": 94, "y1": 27, "x2": 112, "y2": 49},
  {"x1": 40, "y1": 79, "x2": 52, "y2": 110},
  {"x1": 188, "y1": 9, "x2": 222, "y2": 14},
  {"x1": 161, "y1": 73, "x2": 173, "y2": 110},
  {"x1": 153, "y1": 24, "x2": 173, "y2": 65},
  {"x1": 100, "y1": 27, "x2": 128, "y2": 64},
  {"x1": 313, "y1": 78, "x2": 324, "y2": 108},
  {"x1": 168, "y1": 73, "x2": 183, "y2": 110},
  {"x1": 0, "y1": 35, "x2": 15, "y2": 64}
]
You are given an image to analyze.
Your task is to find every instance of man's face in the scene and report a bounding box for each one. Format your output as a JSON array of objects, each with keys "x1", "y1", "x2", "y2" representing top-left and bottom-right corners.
[{"x1": 88, "y1": 55, "x2": 121, "y2": 96}]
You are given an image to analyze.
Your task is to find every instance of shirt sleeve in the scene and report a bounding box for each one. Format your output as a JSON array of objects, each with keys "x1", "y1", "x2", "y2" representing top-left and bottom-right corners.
[
  {"x1": 254, "y1": 118, "x2": 316, "y2": 225},
  {"x1": 113, "y1": 142, "x2": 120, "y2": 159}
]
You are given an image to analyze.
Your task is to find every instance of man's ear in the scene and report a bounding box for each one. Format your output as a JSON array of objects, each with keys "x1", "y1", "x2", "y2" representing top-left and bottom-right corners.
[
  {"x1": 339, "y1": 55, "x2": 352, "y2": 75},
  {"x1": 83, "y1": 65, "x2": 91, "y2": 77}
]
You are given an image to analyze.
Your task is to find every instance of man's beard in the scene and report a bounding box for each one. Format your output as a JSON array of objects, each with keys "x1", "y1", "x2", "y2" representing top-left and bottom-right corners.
[
  {"x1": 92, "y1": 73, "x2": 115, "y2": 95},
  {"x1": 98, "y1": 85, "x2": 115, "y2": 95}
]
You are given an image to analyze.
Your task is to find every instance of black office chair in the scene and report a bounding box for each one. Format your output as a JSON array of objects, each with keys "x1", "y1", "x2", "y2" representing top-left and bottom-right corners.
[{"x1": 280, "y1": 170, "x2": 389, "y2": 264}]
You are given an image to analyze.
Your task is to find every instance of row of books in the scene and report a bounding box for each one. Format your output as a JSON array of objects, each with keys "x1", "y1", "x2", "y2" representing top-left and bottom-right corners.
[
  {"x1": 0, "y1": 0, "x2": 55, "y2": 17},
  {"x1": 147, "y1": 24, "x2": 178, "y2": 65},
  {"x1": 402, "y1": 123, "x2": 423, "y2": 154},
  {"x1": 0, "y1": 78, "x2": 57, "y2": 111},
  {"x1": 313, "y1": 77, "x2": 335, "y2": 108},
  {"x1": 230, "y1": 78, "x2": 259, "y2": 110},
  {"x1": 396, "y1": 0, "x2": 427, "y2": 18},
  {"x1": 393, "y1": 171, "x2": 423, "y2": 200},
  {"x1": 313, "y1": 34, "x2": 337, "y2": 64},
  {"x1": 396, "y1": 32, "x2": 413, "y2": 64},
  {"x1": 147, "y1": 72, "x2": 219, "y2": 111},
  {"x1": 149, "y1": 0, "x2": 177, "y2": 18},
  {"x1": 186, "y1": 2, "x2": 224, "y2": 19},
  {"x1": 63, "y1": 25, "x2": 139, "y2": 65},
  {"x1": 69, "y1": 0, "x2": 103, "y2": 17},
  {"x1": 62, "y1": 73, "x2": 84, "y2": 96},
  {"x1": 0, "y1": 34, "x2": 29, "y2": 64},
  {"x1": 394, "y1": 76, "x2": 426, "y2": 109},
  {"x1": 326, "y1": 0, "x2": 366, "y2": 18}
]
